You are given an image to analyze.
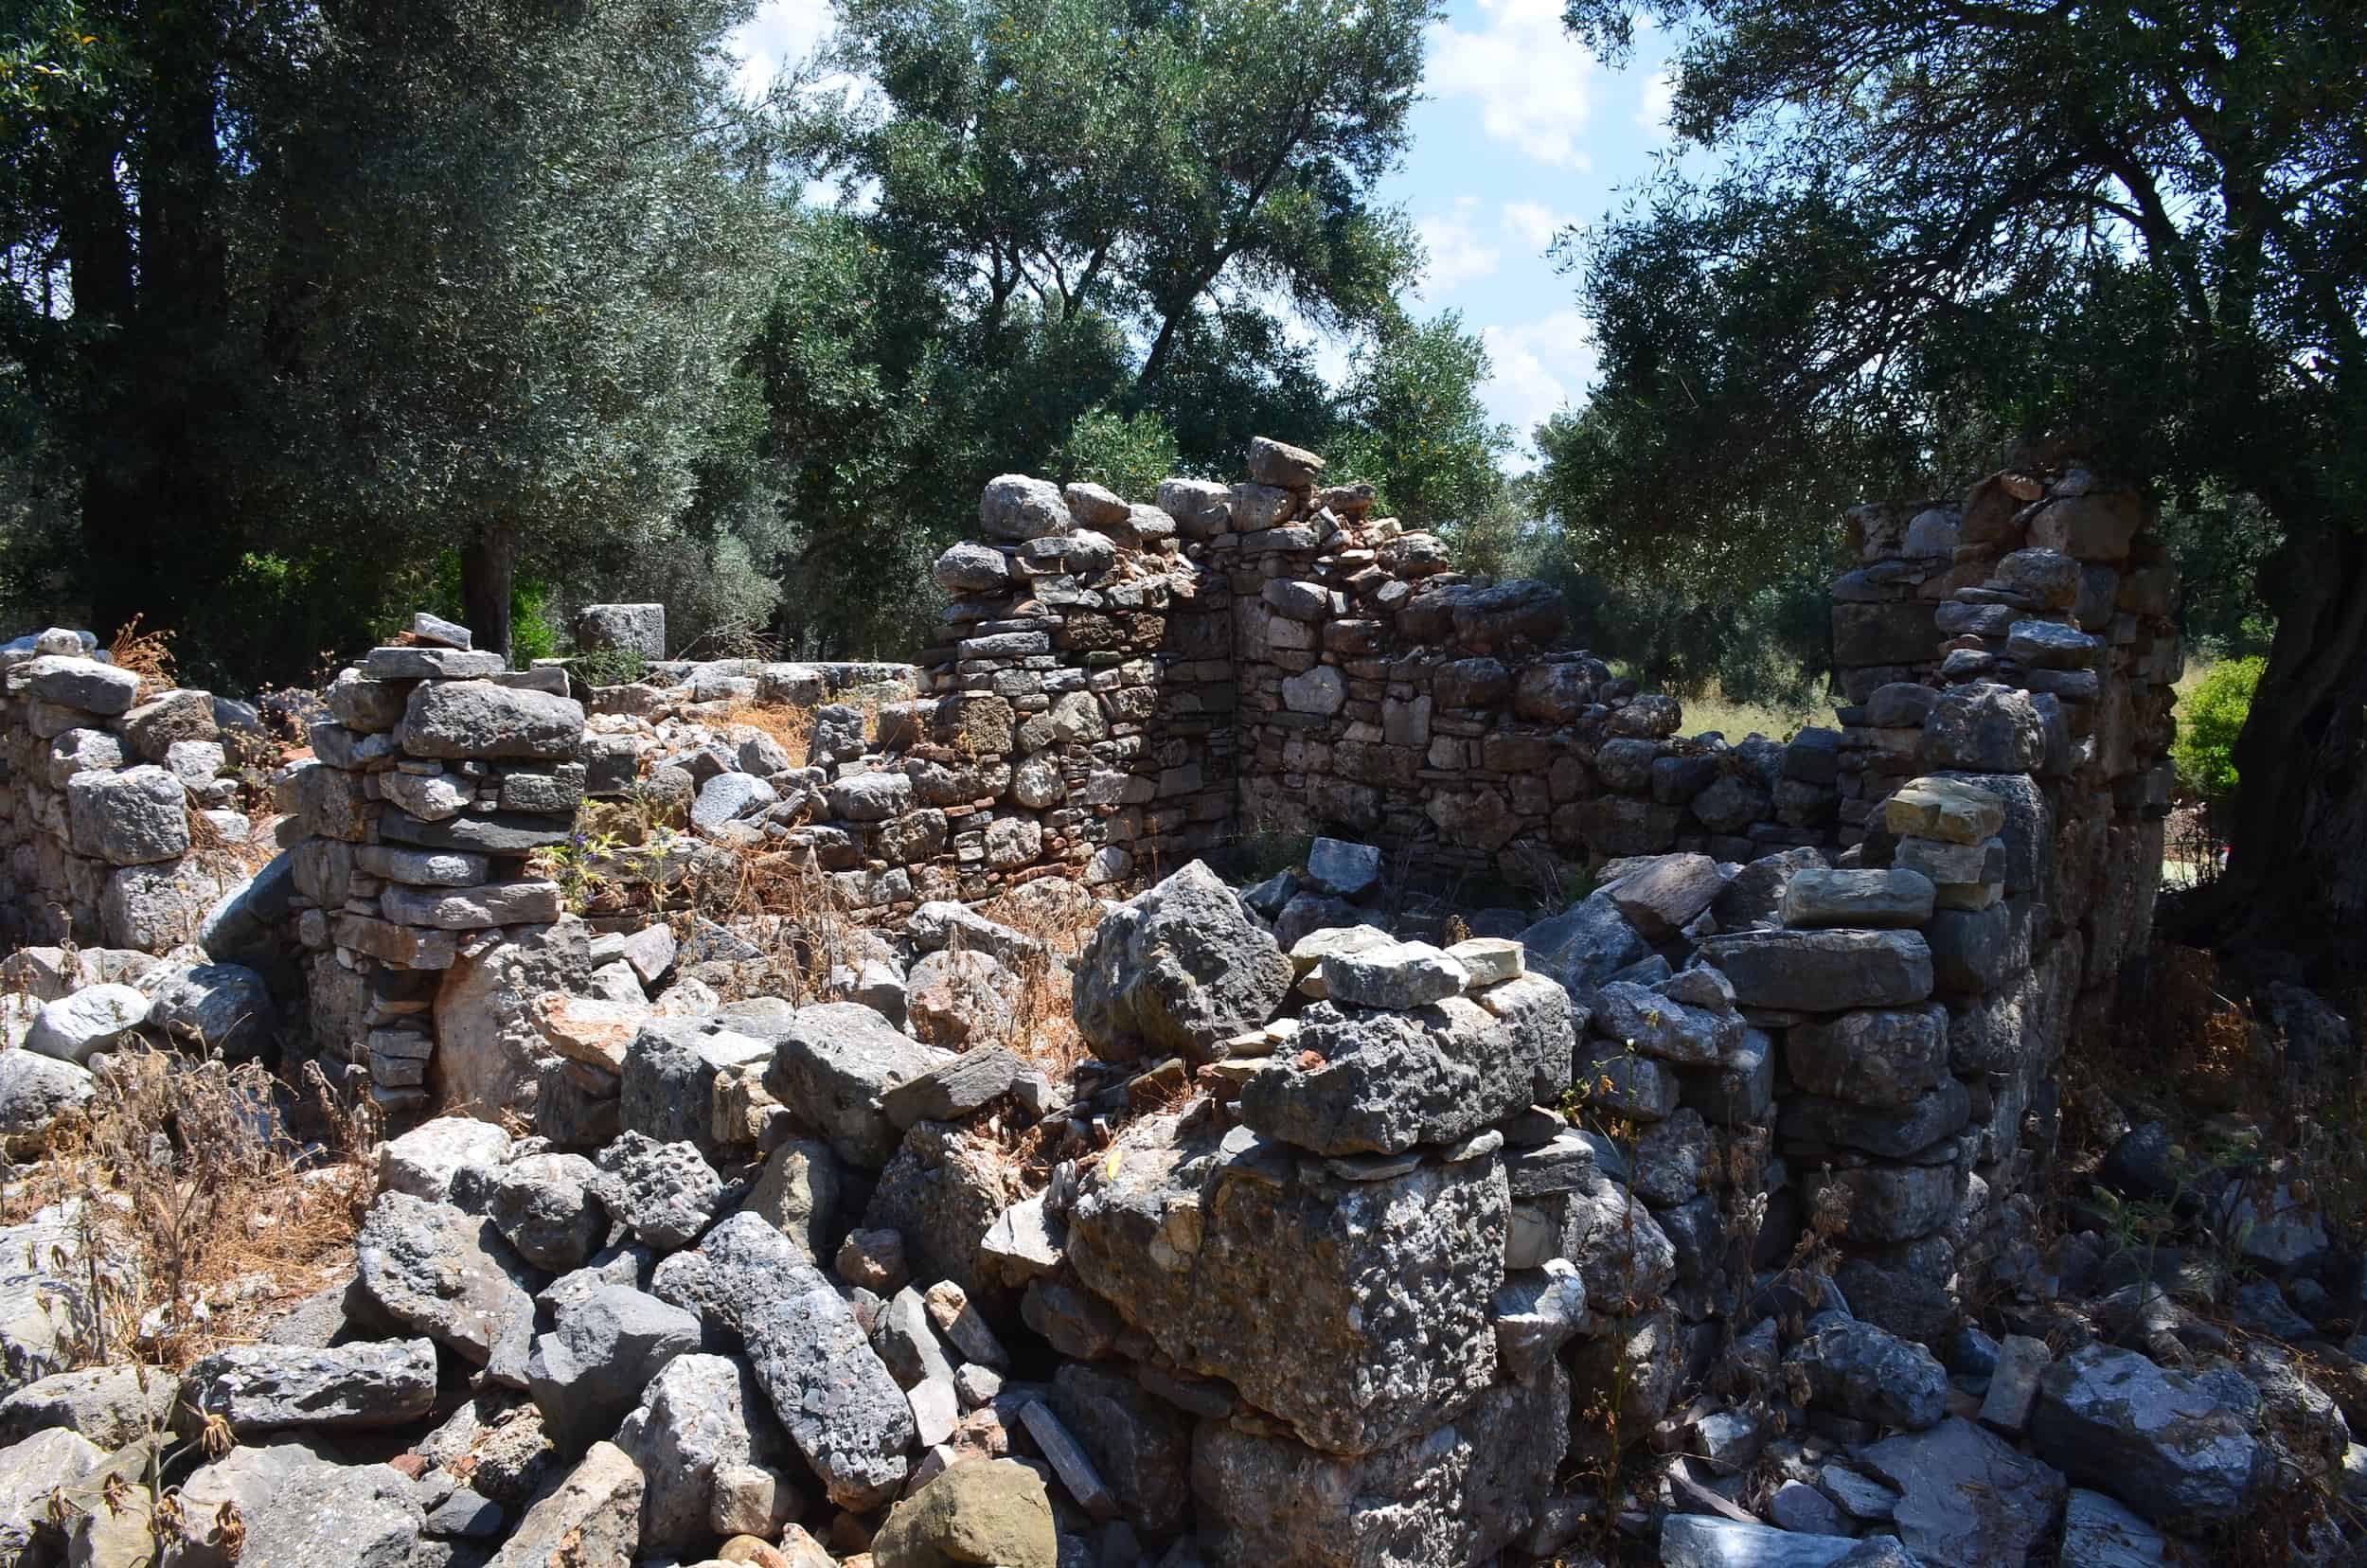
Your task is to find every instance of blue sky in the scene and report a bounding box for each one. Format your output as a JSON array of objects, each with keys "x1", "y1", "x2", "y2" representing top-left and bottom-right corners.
[{"x1": 732, "y1": 0, "x2": 1681, "y2": 465}]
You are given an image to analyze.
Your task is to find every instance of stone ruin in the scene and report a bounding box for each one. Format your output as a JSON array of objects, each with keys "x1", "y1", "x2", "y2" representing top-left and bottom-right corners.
[{"x1": 0, "y1": 434, "x2": 2291, "y2": 1568}]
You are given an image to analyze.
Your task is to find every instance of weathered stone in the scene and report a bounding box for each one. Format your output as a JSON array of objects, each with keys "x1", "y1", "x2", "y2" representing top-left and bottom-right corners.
[
  {"x1": 488, "y1": 1441, "x2": 645, "y2": 1568},
  {"x1": 25, "y1": 655, "x2": 140, "y2": 715},
  {"x1": 1519, "y1": 891, "x2": 1647, "y2": 1000},
  {"x1": 863, "y1": 1119, "x2": 1023, "y2": 1315},
  {"x1": 1319, "y1": 939, "x2": 1469, "y2": 1009},
  {"x1": 1785, "y1": 1315, "x2": 1950, "y2": 1431},
  {"x1": 398, "y1": 680, "x2": 584, "y2": 760},
  {"x1": 1068, "y1": 1112, "x2": 1505, "y2": 1456},
  {"x1": 1659, "y1": 1516, "x2": 1876, "y2": 1568},
  {"x1": 980, "y1": 474, "x2": 1075, "y2": 541},
  {"x1": 177, "y1": 1338, "x2": 437, "y2": 1434},
  {"x1": 1695, "y1": 928, "x2": 1933, "y2": 1010},
  {"x1": 2059, "y1": 1488, "x2": 2170, "y2": 1567},
  {"x1": 1559, "y1": 1167, "x2": 1678, "y2": 1310},
  {"x1": 379, "y1": 1118, "x2": 515, "y2": 1203},
  {"x1": 1074, "y1": 862, "x2": 1293, "y2": 1066},
  {"x1": 526, "y1": 1283, "x2": 702, "y2": 1452},
  {"x1": 592, "y1": 1131, "x2": 725, "y2": 1250},
  {"x1": 1786, "y1": 1005, "x2": 1949, "y2": 1106},
  {"x1": 612, "y1": 1353, "x2": 777, "y2": 1554},
  {"x1": 1193, "y1": 1363, "x2": 1567, "y2": 1568},
  {"x1": 873, "y1": 1458, "x2": 1059, "y2": 1568},
  {"x1": 1780, "y1": 867, "x2": 1936, "y2": 929},
  {"x1": 0, "y1": 1364, "x2": 176, "y2": 1450},
  {"x1": 1590, "y1": 980, "x2": 1735, "y2": 1066},
  {"x1": 2029, "y1": 1345, "x2": 2269, "y2": 1523},
  {"x1": 67, "y1": 764, "x2": 190, "y2": 864},
  {"x1": 1303, "y1": 836, "x2": 1383, "y2": 899},
  {"x1": 739, "y1": 1256, "x2": 917, "y2": 1509},
  {"x1": 23, "y1": 982, "x2": 148, "y2": 1064},
  {"x1": 620, "y1": 1014, "x2": 774, "y2": 1158},
  {"x1": 1048, "y1": 1363, "x2": 1192, "y2": 1533},
  {"x1": 354, "y1": 1192, "x2": 537, "y2": 1368},
  {"x1": 433, "y1": 918, "x2": 591, "y2": 1117},
  {"x1": 763, "y1": 1002, "x2": 953, "y2": 1168},
  {"x1": 1863, "y1": 1416, "x2": 2065, "y2": 1567},
  {"x1": 883, "y1": 1045, "x2": 1023, "y2": 1130},
  {"x1": 1242, "y1": 988, "x2": 1567, "y2": 1156},
  {"x1": 176, "y1": 1437, "x2": 427, "y2": 1568},
  {"x1": 489, "y1": 1152, "x2": 608, "y2": 1271},
  {"x1": 1922, "y1": 683, "x2": 2044, "y2": 772},
  {"x1": 1779, "y1": 1079, "x2": 1969, "y2": 1159},
  {"x1": 1608, "y1": 853, "x2": 1728, "y2": 939}
]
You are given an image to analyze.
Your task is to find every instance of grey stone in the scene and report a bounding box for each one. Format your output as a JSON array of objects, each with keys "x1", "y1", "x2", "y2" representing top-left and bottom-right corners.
[
  {"x1": 1193, "y1": 1363, "x2": 1567, "y2": 1568},
  {"x1": 591, "y1": 1132, "x2": 724, "y2": 1250},
  {"x1": 1591, "y1": 979, "x2": 1735, "y2": 1065},
  {"x1": 1677, "y1": 1027, "x2": 1775, "y2": 1126},
  {"x1": 1608, "y1": 853, "x2": 1729, "y2": 939},
  {"x1": 1696, "y1": 928, "x2": 1933, "y2": 1010},
  {"x1": 981, "y1": 473, "x2": 1076, "y2": 540},
  {"x1": 1519, "y1": 890, "x2": 1648, "y2": 999},
  {"x1": 2029, "y1": 1344, "x2": 2269, "y2": 1523},
  {"x1": 744, "y1": 1138, "x2": 845, "y2": 1261},
  {"x1": 489, "y1": 1152, "x2": 607, "y2": 1271},
  {"x1": 178, "y1": 1337, "x2": 437, "y2": 1434},
  {"x1": 399, "y1": 680, "x2": 584, "y2": 760},
  {"x1": 1786, "y1": 1004, "x2": 1949, "y2": 1106},
  {"x1": 1241, "y1": 984, "x2": 1568, "y2": 1156},
  {"x1": 367, "y1": 645, "x2": 507, "y2": 679},
  {"x1": 383, "y1": 879, "x2": 568, "y2": 930},
  {"x1": 1659, "y1": 1515, "x2": 1883, "y2": 1567},
  {"x1": 613, "y1": 1352, "x2": 775, "y2": 1554},
  {"x1": 1575, "y1": 1042, "x2": 1680, "y2": 1121},
  {"x1": 23, "y1": 982, "x2": 147, "y2": 1063},
  {"x1": 432, "y1": 918, "x2": 592, "y2": 1118},
  {"x1": 1781, "y1": 867, "x2": 1936, "y2": 929},
  {"x1": 1862, "y1": 1416, "x2": 2065, "y2": 1567},
  {"x1": 526, "y1": 1283, "x2": 702, "y2": 1452},
  {"x1": 25, "y1": 655, "x2": 140, "y2": 715},
  {"x1": 381, "y1": 807, "x2": 576, "y2": 854},
  {"x1": 0, "y1": 1364, "x2": 177, "y2": 1449},
  {"x1": 488, "y1": 1441, "x2": 644, "y2": 1568},
  {"x1": 0, "y1": 1425, "x2": 103, "y2": 1559},
  {"x1": 621, "y1": 1015, "x2": 774, "y2": 1160},
  {"x1": 67, "y1": 764, "x2": 190, "y2": 864},
  {"x1": 1318, "y1": 939, "x2": 1470, "y2": 1009},
  {"x1": 1491, "y1": 1259, "x2": 1588, "y2": 1381},
  {"x1": 1787, "y1": 1315, "x2": 1950, "y2": 1431},
  {"x1": 1073, "y1": 862, "x2": 1293, "y2": 1066},
  {"x1": 147, "y1": 962, "x2": 276, "y2": 1060},
  {"x1": 355, "y1": 1191, "x2": 538, "y2": 1368},
  {"x1": 1049, "y1": 1363, "x2": 1192, "y2": 1533},
  {"x1": 762, "y1": 1002, "x2": 952, "y2": 1168},
  {"x1": 1560, "y1": 1167, "x2": 1678, "y2": 1310},
  {"x1": 739, "y1": 1254, "x2": 917, "y2": 1509},
  {"x1": 177, "y1": 1437, "x2": 427, "y2": 1568},
  {"x1": 379, "y1": 1118, "x2": 516, "y2": 1203},
  {"x1": 1922, "y1": 684, "x2": 2044, "y2": 772},
  {"x1": 1303, "y1": 837, "x2": 1383, "y2": 899},
  {"x1": 1781, "y1": 1078, "x2": 1970, "y2": 1160},
  {"x1": 1979, "y1": 1333, "x2": 2052, "y2": 1434},
  {"x1": 2059, "y1": 1488, "x2": 2169, "y2": 1566},
  {"x1": 882, "y1": 1045, "x2": 1023, "y2": 1130},
  {"x1": 578, "y1": 603, "x2": 667, "y2": 658},
  {"x1": 1067, "y1": 1110, "x2": 1506, "y2": 1456},
  {"x1": 1768, "y1": 1478, "x2": 1849, "y2": 1536}
]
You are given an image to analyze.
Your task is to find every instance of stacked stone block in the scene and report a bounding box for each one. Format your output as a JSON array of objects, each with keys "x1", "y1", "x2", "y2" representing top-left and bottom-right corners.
[
  {"x1": 0, "y1": 629, "x2": 252, "y2": 953},
  {"x1": 1060, "y1": 930, "x2": 1581, "y2": 1565},
  {"x1": 283, "y1": 615, "x2": 582, "y2": 1114}
]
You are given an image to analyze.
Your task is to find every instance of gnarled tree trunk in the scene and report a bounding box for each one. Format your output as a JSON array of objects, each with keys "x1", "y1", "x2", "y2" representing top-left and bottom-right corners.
[
  {"x1": 2216, "y1": 517, "x2": 2367, "y2": 976},
  {"x1": 461, "y1": 521, "x2": 517, "y2": 667}
]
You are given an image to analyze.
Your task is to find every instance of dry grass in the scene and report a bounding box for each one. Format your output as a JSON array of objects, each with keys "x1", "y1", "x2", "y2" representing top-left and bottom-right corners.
[
  {"x1": 3, "y1": 1044, "x2": 372, "y2": 1372},
  {"x1": 721, "y1": 697, "x2": 820, "y2": 763},
  {"x1": 106, "y1": 616, "x2": 177, "y2": 701}
]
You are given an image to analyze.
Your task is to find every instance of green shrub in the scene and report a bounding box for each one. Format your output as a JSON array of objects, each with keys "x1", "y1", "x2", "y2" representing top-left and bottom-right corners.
[
  {"x1": 572, "y1": 646, "x2": 649, "y2": 687},
  {"x1": 2173, "y1": 654, "x2": 2264, "y2": 799}
]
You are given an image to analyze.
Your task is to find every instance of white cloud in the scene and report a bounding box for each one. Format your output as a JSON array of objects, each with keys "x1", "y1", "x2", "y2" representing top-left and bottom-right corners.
[
  {"x1": 1415, "y1": 199, "x2": 1502, "y2": 297},
  {"x1": 1480, "y1": 310, "x2": 1598, "y2": 452},
  {"x1": 731, "y1": 0, "x2": 836, "y2": 98},
  {"x1": 1501, "y1": 200, "x2": 1575, "y2": 251},
  {"x1": 1636, "y1": 66, "x2": 1677, "y2": 137},
  {"x1": 1427, "y1": 0, "x2": 1602, "y2": 169}
]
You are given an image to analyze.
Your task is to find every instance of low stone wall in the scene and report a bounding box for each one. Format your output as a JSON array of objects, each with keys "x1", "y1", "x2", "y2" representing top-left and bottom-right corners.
[{"x1": 0, "y1": 630, "x2": 259, "y2": 953}]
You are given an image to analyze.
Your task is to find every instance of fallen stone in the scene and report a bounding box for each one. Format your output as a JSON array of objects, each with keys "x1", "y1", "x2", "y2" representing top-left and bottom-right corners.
[
  {"x1": 1863, "y1": 1415, "x2": 2065, "y2": 1566},
  {"x1": 1319, "y1": 940, "x2": 1470, "y2": 1009},
  {"x1": 2060, "y1": 1487, "x2": 2170, "y2": 1566},
  {"x1": 1072, "y1": 862, "x2": 1293, "y2": 1065},
  {"x1": 614, "y1": 1353, "x2": 776, "y2": 1555},
  {"x1": 2029, "y1": 1344, "x2": 2269, "y2": 1523},
  {"x1": 1786, "y1": 1315, "x2": 1949, "y2": 1431},
  {"x1": 488, "y1": 1441, "x2": 645, "y2": 1568},
  {"x1": 1608, "y1": 853, "x2": 1729, "y2": 939},
  {"x1": 872, "y1": 1458, "x2": 1058, "y2": 1568},
  {"x1": 1303, "y1": 837, "x2": 1383, "y2": 899},
  {"x1": 355, "y1": 1192, "x2": 537, "y2": 1368},
  {"x1": 763, "y1": 1002, "x2": 953, "y2": 1167},
  {"x1": 379, "y1": 1118, "x2": 515, "y2": 1203},
  {"x1": 592, "y1": 1132, "x2": 725, "y2": 1250},
  {"x1": 526, "y1": 1284, "x2": 703, "y2": 1452},
  {"x1": 177, "y1": 1437, "x2": 426, "y2": 1568},
  {"x1": 1659, "y1": 1515, "x2": 1877, "y2": 1567},
  {"x1": 178, "y1": 1337, "x2": 437, "y2": 1434},
  {"x1": 24, "y1": 982, "x2": 148, "y2": 1064}
]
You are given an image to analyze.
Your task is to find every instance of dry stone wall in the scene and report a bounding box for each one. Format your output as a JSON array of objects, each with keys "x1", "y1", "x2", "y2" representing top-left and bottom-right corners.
[{"x1": 0, "y1": 629, "x2": 264, "y2": 955}]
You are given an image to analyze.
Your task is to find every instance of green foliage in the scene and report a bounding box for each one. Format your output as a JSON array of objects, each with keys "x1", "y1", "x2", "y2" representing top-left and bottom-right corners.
[
  {"x1": 571, "y1": 646, "x2": 650, "y2": 688},
  {"x1": 1545, "y1": 0, "x2": 2364, "y2": 616},
  {"x1": 2175, "y1": 656, "x2": 2266, "y2": 801},
  {"x1": 1331, "y1": 310, "x2": 1511, "y2": 530},
  {"x1": 1051, "y1": 408, "x2": 1180, "y2": 503}
]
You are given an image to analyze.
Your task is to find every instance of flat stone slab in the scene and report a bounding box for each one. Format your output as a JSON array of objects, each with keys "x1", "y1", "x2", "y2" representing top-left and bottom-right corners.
[{"x1": 1695, "y1": 928, "x2": 1933, "y2": 1010}]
